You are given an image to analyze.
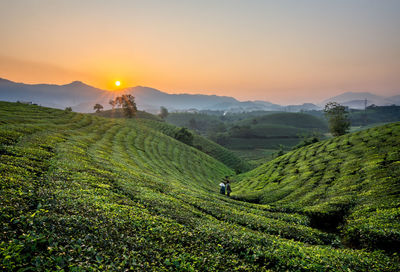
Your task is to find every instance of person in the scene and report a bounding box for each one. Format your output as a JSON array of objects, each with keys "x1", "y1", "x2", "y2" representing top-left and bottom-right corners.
[
  {"x1": 226, "y1": 180, "x2": 232, "y2": 197},
  {"x1": 219, "y1": 182, "x2": 225, "y2": 195}
]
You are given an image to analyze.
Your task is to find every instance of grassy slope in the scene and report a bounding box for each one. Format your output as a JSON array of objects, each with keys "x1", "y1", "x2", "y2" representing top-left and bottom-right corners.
[
  {"x1": 1, "y1": 102, "x2": 399, "y2": 271},
  {"x1": 233, "y1": 122, "x2": 400, "y2": 251},
  {"x1": 94, "y1": 108, "x2": 162, "y2": 121},
  {"x1": 95, "y1": 108, "x2": 250, "y2": 173},
  {"x1": 140, "y1": 119, "x2": 251, "y2": 173}
]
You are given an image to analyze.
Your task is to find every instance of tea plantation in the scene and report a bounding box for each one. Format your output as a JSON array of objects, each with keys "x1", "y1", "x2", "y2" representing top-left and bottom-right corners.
[
  {"x1": 233, "y1": 122, "x2": 400, "y2": 252},
  {"x1": 1, "y1": 101, "x2": 399, "y2": 271}
]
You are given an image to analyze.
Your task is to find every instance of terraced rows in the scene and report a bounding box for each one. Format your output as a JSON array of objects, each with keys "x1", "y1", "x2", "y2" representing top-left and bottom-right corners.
[
  {"x1": 142, "y1": 119, "x2": 251, "y2": 173},
  {"x1": 234, "y1": 122, "x2": 400, "y2": 251},
  {"x1": 1, "y1": 102, "x2": 399, "y2": 271}
]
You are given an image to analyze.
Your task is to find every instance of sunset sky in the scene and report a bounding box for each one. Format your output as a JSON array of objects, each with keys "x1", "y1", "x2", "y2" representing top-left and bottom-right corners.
[{"x1": 1, "y1": 0, "x2": 399, "y2": 104}]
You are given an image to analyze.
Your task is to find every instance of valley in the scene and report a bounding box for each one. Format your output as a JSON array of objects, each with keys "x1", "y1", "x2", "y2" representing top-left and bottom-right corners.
[{"x1": 1, "y1": 102, "x2": 399, "y2": 271}]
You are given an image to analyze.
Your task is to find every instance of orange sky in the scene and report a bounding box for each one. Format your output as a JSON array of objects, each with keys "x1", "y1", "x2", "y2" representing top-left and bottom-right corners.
[{"x1": 1, "y1": 0, "x2": 399, "y2": 104}]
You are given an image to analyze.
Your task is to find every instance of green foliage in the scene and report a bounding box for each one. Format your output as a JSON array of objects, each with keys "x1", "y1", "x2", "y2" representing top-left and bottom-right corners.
[
  {"x1": 166, "y1": 112, "x2": 328, "y2": 165},
  {"x1": 1, "y1": 101, "x2": 399, "y2": 271},
  {"x1": 111, "y1": 94, "x2": 137, "y2": 118},
  {"x1": 141, "y1": 120, "x2": 251, "y2": 173},
  {"x1": 245, "y1": 112, "x2": 328, "y2": 130},
  {"x1": 234, "y1": 121, "x2": 400, "y2": 252},
  {"x1": 158, "y1": 106, "x2": 169, "y2": 119},
  {"x1": 173, "y1": 127, "x2": 194, "y2": 146},
  {"x1": 221, "y1": 113, "x2": 327, "y2": 151},
  {"x1": 94, "y1": 108, "x2": 161, "y2": 121},
  {"x1": 293, "y1": 136, "x2": 320, "y2": 149},
  {"x1": 93, "y1": 103, "x2": 103, "y2": 113},
  {"x1": 324, "y1": 102, "x2": 350, "y2": 136},
  {"x1": 166, "y1": 112, "x2": 227, "y2": 135},
  {"x1": 350, "y1": 105, "x2": 400, "y2": 126}
]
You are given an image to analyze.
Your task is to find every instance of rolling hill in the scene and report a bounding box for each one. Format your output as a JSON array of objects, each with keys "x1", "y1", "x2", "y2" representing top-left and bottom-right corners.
[
  {"x1": 220, "y1": 112, "x2": 328, "y2": 151},
  {"x1": 1, "y1": 101, "x2": 399, "y2": 271},
  {"x1": 233, "y1": 122, "x2": 400, "y2": 251},
  {"x1": 94, "y1": 108, "x2": 250, "y2": 173}
]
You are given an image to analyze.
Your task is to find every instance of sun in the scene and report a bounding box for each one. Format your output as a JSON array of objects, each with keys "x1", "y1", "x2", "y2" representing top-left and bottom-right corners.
[{"x1": 115, "y1": 81, "x2": 121, "y2": 87}]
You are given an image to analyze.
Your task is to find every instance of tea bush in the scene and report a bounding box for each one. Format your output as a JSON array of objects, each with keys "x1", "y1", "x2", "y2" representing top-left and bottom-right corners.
[{"x1": 1, "y1": 102, "x2": 399, "y2": 271}]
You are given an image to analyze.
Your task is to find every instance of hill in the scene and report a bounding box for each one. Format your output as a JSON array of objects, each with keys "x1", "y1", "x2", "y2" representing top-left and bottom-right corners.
[
  {"x1": 138, "y1": 119, "x2": 251, "y2": 173},
  {"x1": 322, "y1": 91, "x2": 400, "y2": 109},
  {"x1": 0, "y1": 78, "x2": 108, "y2": 111},
  {"x1": 1, "y1": 101, "x2": 399, "y2": 271},
  {"x1": 220, "y1": 112, "x2": 328, "y2": 150},
  {"x1": 93, "y1": 108, "x2": 162, "y2": 121},
  {"x1": 0, "y1": 77, "x2": 334, "y2": 114},
  {"x1": 165, "y1": 112, "x2": 328, "y2": 167},
  {"x1": 94, "y1": 109, "x2": 250, "y2": 173},
  {"x1": 349, "y1": 105, "x2": 400, "y2": 125},
  {"x1": 233, "y1": 122, "x2": 400, "y2": 251},
  {"x1": 165, "y1": 112, "x2": 227, "y2": 135},
  {"x1": 1, "y1": 78, "x2": 285, "y2": 113}
]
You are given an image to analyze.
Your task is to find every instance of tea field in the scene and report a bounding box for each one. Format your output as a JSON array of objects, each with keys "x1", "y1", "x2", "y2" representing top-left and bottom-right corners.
[
  {"x1": 1, "y1": 101, "x2": 399, "y2": 271},
  {"x1": 233, "y1": 122, "x2": 400, "y2": 252}
]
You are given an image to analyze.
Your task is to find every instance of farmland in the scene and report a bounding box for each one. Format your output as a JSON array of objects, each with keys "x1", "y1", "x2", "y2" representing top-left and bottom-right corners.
[
  {"x1": 166, "y1": 112, "x2": 328, "y2": 166},
  {"x1": 1, "y1": 101, "x2": 399, "y2": 271},
  {"x1": 233, "y1": 122, "x2": 400, "y2": 251}
]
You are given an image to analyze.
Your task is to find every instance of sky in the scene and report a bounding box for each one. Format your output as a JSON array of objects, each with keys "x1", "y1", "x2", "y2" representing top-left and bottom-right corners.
[{"x1": 0, "y1": 0, "x2": 399, "y2": 104}]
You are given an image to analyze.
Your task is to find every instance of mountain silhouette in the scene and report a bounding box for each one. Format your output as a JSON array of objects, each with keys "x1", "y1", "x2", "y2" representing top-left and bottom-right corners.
[
  {"x1": 321, "y1": 91, "x2": 399, "y2": 108},
  {"x1": 2, "y1": 78, "x2": 395, "y2": 113}
]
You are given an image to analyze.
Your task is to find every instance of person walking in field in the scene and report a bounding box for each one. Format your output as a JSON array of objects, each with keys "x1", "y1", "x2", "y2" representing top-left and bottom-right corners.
[
  {"x1": 219, "y1": 182, "x2": 226, "y2": 195},
  {"x1": 226, "y1": 180, "x2": 232, "y2": 197}
]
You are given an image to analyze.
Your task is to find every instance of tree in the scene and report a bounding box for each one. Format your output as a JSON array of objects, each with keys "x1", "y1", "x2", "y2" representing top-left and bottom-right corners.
[
  {"x1": 159, "y1": 106, "x2": 169, "y2": 119},
  {"x1": 115, "y1": 96, "x2": 123, "y2": 108},
  {"x1": 324, "y1": 102, "x2": 350, "y2": 136},
  {"x1": 115, "y1": 94, "x2": 137, "y2": 118},
  {"x1": 65, "y1": 107, "x2": 72, "y2": 112},
  {"x1": 174, "y1": 127, "x2": 193, "y2": 146},
  {"x1": 109, "y1": 99, "x2": 116, "y2": 109},
  {"x1": 93, "y1": 103, "x2": 103, "y2": 113}
]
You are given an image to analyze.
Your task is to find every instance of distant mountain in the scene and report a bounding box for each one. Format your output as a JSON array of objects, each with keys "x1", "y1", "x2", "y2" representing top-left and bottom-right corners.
[
  {"x1": 0, "y1": 78, "x2": 245, "y2": 113},
  {"x1": 1, "y1": 78, "x2": 316, "y2": 113},
  {"x1": 387, "y1": 95, "x2": 400, "y2": 105},
  {"x1": 129, "y1": 86, "x2": 238, "y2": 112},
  {"x1": 0, "y1": 78, "x2": 110, "y2": 111},
  {"x1": 4, "y1": 78, "x2": 394, "y2": 113},
  {"x1": 322, "y1": 91, "x2": 400, "y2": 109}
]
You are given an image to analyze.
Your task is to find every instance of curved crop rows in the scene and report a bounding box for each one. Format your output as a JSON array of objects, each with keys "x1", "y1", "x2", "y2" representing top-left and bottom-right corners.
[
  {"x1": 0, "y1": 102, "x2": 399, "y2": 271},
  {"x1": 234, "y1": 122, "x2": 400, "y2": 251}
]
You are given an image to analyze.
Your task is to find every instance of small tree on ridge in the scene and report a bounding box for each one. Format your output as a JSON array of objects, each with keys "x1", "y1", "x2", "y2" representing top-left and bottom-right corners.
[
  {"x1": 324, "y1": 102, "x2": 350, "y2": 136},
  {"x1": 93, "y1": 103, "x2": 103, "y2": 113},
  {"x1": 115, "y1": 94, "x2": 137, "y2": 118},
  {"x1": 159, "y1": 106, "x2": 169, "y2": 119}
]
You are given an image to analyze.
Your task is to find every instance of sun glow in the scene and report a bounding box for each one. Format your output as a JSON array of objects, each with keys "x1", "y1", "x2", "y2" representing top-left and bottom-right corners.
[{"x1": 115, "y1": 81, "x2": 121, "y2": 87}]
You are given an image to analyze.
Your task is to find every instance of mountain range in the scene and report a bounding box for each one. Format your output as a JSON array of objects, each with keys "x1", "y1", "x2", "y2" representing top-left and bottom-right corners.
[
  {"x1": 0, "y1": 78, "x2": 398, "y2": 113},
  {"x1": 321, "y1": 91, "x2": 400, "y2": 109}
]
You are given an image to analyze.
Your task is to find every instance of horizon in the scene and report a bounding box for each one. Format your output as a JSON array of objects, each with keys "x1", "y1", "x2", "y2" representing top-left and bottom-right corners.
[
  {"x1": 2, "y1": 76, "x2": 396, "y2": 106},
  {"x1": 1, "y1": 0, "x2": 400, "y2": 104}
]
